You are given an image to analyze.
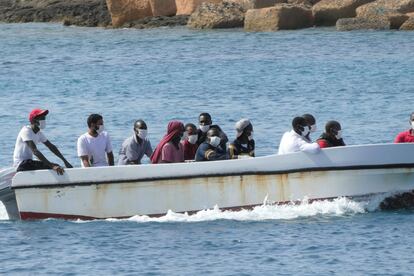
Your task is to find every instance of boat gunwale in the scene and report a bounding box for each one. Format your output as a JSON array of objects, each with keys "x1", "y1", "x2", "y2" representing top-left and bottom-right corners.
[{"x1": 11, "y1": 162, "x2": 414, "y2": 190}]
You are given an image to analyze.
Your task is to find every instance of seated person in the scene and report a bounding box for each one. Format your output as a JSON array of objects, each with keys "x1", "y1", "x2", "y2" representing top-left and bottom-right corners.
[
  {"x1": 118, "y1": 120, "x2": 153, "y2": 165},
  {"x1": 302, "y1": 113, "x2": 317, "y2": 142},
  {"x1": 316, "y1": 120, "x2": 346, "y2": 148},
  {"x1": 229, "y1": 118, "x2": 255, "y2": 159},
  {"x1": 394, "y1": 112, "x2": 414, "y2": 143},
  {"x1": 77, "y1": 114, "x2": 114, "y2": 167},
  {"x1": 181, "y1": 123, "x2": 199, "y2": 161},
  {"x1": 195, "y1": 128, "x2": 228, "y2": 162},
  {"x1": 13, "y1": 109, "x2": 72, "y2": 174},
  {"x1": 150, "y1": 121, "x2": 184, "y2": 164},
  {"x1": 278, "y1": 117, "x2": 320, "y2": 155},
  {"x1": 197, "y1": 112, "x2": 228, "y2": 151}
]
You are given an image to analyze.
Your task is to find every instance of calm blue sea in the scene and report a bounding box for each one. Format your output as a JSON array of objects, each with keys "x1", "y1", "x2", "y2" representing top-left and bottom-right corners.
[{"x1": 1, "y1": 23, "x2": 414, "y2": 275}]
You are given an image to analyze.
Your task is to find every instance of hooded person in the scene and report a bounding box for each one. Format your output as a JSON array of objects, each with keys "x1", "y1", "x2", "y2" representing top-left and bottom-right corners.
[
  {"x1": 278, "y1": 116, "x2": 320, "y2": 155},
  {"x1": 302, "y1": 113, "x2": 317, "y2": 142},
  {"x1": 394, "y1": 112, "x2": 414, "y2": 143},
  {"x1": 195, "y1": 128, "x2": 228, "y2": 162},
  {"x1": 317, "y1": 120, "x2": 346, "y2": 148},
  {"x1": 181, "y1": 123, "x2": 199, "y2": 161},
  {"x1": 228, "y1": 118, "x2": 255, "y2": 159},
  {"x1": 151, "y1": 121, "x2": 185, "y2": 164}
]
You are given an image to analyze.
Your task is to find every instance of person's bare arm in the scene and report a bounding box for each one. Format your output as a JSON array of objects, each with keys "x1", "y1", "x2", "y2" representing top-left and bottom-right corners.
[
  {"x1": 44, "y1": 140, "x2": 73, "y2": 168},
  {"x1": 80, "y1": 156, "x2": 91, "y2": 167},
  {"x1": 107, "y1": 152, "x2": 114, "y2": 166},
  {"x1": 26, "y1": 141, "x2": 64, "y2": 175}
]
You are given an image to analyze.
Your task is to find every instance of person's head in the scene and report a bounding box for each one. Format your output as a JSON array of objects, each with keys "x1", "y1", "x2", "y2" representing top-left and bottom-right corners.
[
  {"x1": 292, "y1": 116, "x2": 310, "y2": 137},
  {"x1": 325, "y1": 120, "x2": 342, "y2": 140},
  {"x1": 167, "y1": 121, "x2": 184, "y2": 144},
  {"x1": 87, "y1": 114, "x2": 104, "y2": 134},
  {"x1": 206, "y1": 128, "x2": 221, "y2": 148},
  {"x1": 409, "y1": 113, "x2": 414, "y2": 128},
  {"x1": 199, "y1": 113, "x2": 212, "y2": 133},
  {"x1": 185, "y1": 123, "x2": 198, "y2": 144},
  {"x1": 134, "y1": 119, "x2": 148, "y2": 140},
  {"x1": 235, "y1": 118, "x2": 253, "y2": 141},
  {"x1": 29, "y1": 108, "x2": 49, "y2": 130},
  {"x1": 302, "y1": 114, "x2": 316, "y2": 133}
]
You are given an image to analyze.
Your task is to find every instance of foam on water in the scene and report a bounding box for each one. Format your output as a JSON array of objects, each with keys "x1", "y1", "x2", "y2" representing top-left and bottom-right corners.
[{"x1": 0, "y1": 202, "x2": 8, "y2": 220}]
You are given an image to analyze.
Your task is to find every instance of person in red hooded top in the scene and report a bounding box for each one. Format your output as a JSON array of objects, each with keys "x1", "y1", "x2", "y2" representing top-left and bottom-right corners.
[
  {"x1": 151, "y1": 121, "x2": 185, "y2": 164},
  {"x1": 394, "y1": 113, "x2": 414, "y2": 143}
]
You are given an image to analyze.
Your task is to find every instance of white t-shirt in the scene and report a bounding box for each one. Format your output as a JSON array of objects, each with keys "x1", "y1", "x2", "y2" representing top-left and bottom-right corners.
[
  {"x1": 278, "y1": 130, "x2": 320, "y2": 155},
  {"x1": 13, "y1": 126, "x2": 48, "y2": 167},
  {"x1": 77, "y1": 131, "x2": 113, "y2": 167}
]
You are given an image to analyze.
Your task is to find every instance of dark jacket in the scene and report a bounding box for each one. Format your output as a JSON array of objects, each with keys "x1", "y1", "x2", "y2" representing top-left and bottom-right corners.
[
  {"x1": 316, "y1": 133, "x2": 345, "y2": 148},
  {"x1": 228, "y1": 139, "x2": 255, "y2": 159},
  {"x1": 197, "y1": 124, "x2": 228, "y2": 151},
  {"x1": 195, "y1": 142, "x2": 228, "y2": 162}
]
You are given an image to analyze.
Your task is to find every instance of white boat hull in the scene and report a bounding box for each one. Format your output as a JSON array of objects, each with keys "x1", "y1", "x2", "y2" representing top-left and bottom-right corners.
[{"x1": 6, "y1": 144, "x2": 414, "y2": 220}]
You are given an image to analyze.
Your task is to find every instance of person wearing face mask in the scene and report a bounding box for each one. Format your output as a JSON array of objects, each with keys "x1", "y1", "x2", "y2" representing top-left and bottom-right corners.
[
  {"x1": 302, "y1": 113, "x2": 317, "y2": 142},
  {"x1": 316, "y1": 121, "x2": 346, "y2": 148},
  {"x1": 197, "y1": 113, "x2": 228, "y2": 151},
  {"x1": 181, "y1": 123, "x2": 199, "y2": 161},
  {"x1": 77, "y1": 114, "x2": 114, "y2": 167},
  {"x1": 150, "y1": 121, "x2": 185, "y2": 164},
  {"x1": 278, "y1": 117, "x2": 320, "y2": 155},
  {"x1": 228, "y1": 118, "x2": 255, "y2": 159},
  {"x1": 118, "y1": 120, "x2": 153, "y2": 165},
  {"x1": 394, "y1": 112, "x2": 414, "y2": 143},
  {"x1": 13, "y1": 108, "x2": 72, "y2": 174},
  {"x1": 195, "y1": 128, "x2": 228, "y2": 161}
]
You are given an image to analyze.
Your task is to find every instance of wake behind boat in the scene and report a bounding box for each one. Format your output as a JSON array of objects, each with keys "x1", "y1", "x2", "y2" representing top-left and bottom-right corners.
[{"x1": 1, "y1": 143, "x2": 414, "y2": 220}]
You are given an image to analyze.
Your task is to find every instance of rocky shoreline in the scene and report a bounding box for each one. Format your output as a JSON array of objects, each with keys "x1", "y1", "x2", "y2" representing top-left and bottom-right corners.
[{"x1": 0, "y1": 0, "x2": 413, "y2": 31}]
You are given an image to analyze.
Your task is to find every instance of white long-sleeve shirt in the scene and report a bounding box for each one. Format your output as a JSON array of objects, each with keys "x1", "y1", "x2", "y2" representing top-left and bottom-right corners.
[{"x1": 278, "y1": 130, "x2": 320, "y2": 155}]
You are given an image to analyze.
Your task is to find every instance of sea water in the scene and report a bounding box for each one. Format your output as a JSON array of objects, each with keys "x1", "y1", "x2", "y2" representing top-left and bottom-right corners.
[{"x1": 0, "y1": 23, "x2": 414, "y2": 274}]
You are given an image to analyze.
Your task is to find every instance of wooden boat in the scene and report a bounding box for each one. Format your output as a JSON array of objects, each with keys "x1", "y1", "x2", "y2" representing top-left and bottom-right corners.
[{"x1": 1, "y1": 144, "x2": 414, "y2": 220}]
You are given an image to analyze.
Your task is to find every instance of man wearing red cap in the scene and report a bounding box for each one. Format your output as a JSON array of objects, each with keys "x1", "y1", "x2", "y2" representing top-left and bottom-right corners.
[{"x1": 13, "y1": 109, "x2": 73, "y2": 174}]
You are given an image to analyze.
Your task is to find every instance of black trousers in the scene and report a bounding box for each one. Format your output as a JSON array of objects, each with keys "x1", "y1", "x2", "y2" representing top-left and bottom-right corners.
[{"x1": 16, "y1": 160, "x2": 50, "y2": 172}]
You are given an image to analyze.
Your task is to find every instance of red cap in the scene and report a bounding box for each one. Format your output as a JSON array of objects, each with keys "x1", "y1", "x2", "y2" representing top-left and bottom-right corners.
[{"x1": 29, "y1": 109, "x2": 49, "y2": 123}]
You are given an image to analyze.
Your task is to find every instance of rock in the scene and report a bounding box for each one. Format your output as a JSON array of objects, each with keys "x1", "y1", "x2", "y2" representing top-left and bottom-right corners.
[
  {"x1": 228, "y1": 0, "x2": 287, "y2": 10},
  {"x1": 175, "y1": 0, "x2": 221, "y2": 15},
  {"x1": 187, "y1": 1, "x2": 245, "y2": 28},
  {"x1": 336, "y1": 17, "x2": 390, "y2": 30},
  {"x1": 149, "y1": 0, "x2": 177, "y2": 16},
  {"x1": 106, "y1": 0, "x2": 153, "y2": 27},
  {"x1": 287, "y1": 0, "x2": 321, "y2": 7},
  {"x1": 121, "y1": 14, "x2": 189, "y2": 28},
  {"x1": 356, "y1": 0, "x2": 414, "y2": 29},
  {"x1": 244, "y1": 4, "x2": 314, "y2": 31},
  {"x1": 0, "y1": 0, "x2": 111, "y2": 27},
  {"x1": 400, "y1": 15, "x2": 414, "y2": 30},
  {"x1": 312, "y1": 0, "x2": 375, "y2": 26}
]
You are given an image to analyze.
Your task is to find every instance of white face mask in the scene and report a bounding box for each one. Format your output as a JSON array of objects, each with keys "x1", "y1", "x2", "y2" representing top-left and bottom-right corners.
[
  {"x1": 310, "y1": 124, "x2": 317, "y2": 133},
  {"x1": 199, "y1": 125, "x2": 210, "y2": 133},
  {"x1": 335, "y1": 130, "x2": 343, "y2": 140},
  {"x1": 209, "y1": 136, "x2": 221, "y2": 147},
  {"x1": 301, "y1": 126, "x2": 310, "y2": 137},
  {"x1": 38, "y1": 120, "x2": 46, "y2": 130},
  {"x1": 248, "y1": 132, "x2": 254, "y2": 141},
  {"x1": 137, "y1": 129, "x2": 148, "y2": 139},
  {"x1": 188, "y1": 134, "x2": 198, "y2": 144},
  {"x1": 96, "y1": 125, "x2": 105, "y2": 134}
]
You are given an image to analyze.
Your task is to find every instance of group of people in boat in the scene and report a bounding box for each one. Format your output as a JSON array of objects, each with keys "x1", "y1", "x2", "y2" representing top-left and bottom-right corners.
[{"x1": 11, "y1": 109, "x2": 414, "y2": 175}]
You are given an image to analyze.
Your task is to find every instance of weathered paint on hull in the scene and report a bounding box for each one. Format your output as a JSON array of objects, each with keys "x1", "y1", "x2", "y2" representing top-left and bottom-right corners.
[{"x1": 14, "y1": 168, "x2": 414, "y2": 220}]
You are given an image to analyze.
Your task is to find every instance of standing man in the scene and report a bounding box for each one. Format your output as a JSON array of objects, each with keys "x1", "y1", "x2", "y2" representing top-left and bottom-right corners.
[
  {"x1": 394, "y1": 112, "x2": 414, "y2": 143},
  {"x1": 77, "y1": 114, "x2": 114, "y2": 167},
  {"x1": 118, "y1": 119, "x2": 153, "y2": 165},
  {"x1": 278, "y1": 117, "x2": 320, "y2": 155},
  {"x1": 13, "y1": 108, "x2": 72, "y2": 174}
]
